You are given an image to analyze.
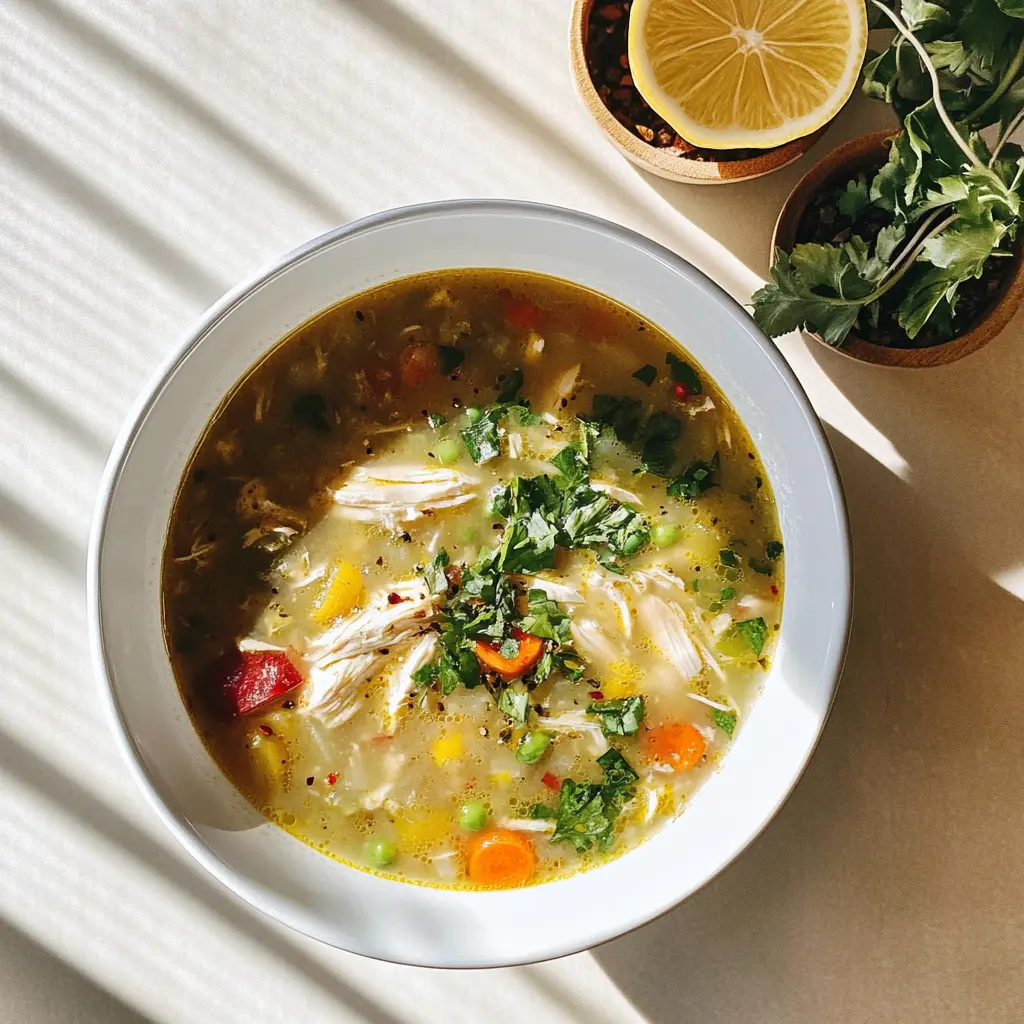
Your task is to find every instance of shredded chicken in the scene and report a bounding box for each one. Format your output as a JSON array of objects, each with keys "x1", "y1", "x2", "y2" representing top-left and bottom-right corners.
[
  {"x1": 497, "y1": 817, "x2": 556, "y2": 833},
  {"x1": 302, "y1": 650, "x2": 388, "y2": 728},
  {"x1": 685, "y1": 692, "x2": 733, "y2": 712},
  {"x1": 539, "y1": 710, "x2": 609, "y2": 754},
  {"x1": 507, "y1": 432, "x2": 525, "y2": 459},
  {"x1": 540, "y1": 363, "x2": 580, "y2": 413},
  {"x1": 511, "y1": 574, "x2": 585, "y2": 605},
  {"x1": 570, "y1": 618, "x2": 624, "y2": 666},
  {"x1": 237, "y1": 638, "x2": 288, "y2": 653},
  {"x1": 636, "y1": 594, "x2": 703, "y2": 681},
  {"x1": 332, "y1": 464, "x2": 479, "y2": 528},
  {"x1": 383, "y1": 633, "x2": 438, "y2": 732}
]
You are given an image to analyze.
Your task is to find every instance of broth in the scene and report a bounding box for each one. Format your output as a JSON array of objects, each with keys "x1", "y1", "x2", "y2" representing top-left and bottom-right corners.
[{"x1": 163, "y1": 269, "x2": 783, "y2": 889}]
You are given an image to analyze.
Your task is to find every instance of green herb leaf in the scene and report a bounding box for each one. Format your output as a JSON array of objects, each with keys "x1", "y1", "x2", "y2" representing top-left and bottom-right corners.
[
  {"x1": 498, "y1": 685, "x2": 530, "y2": 724},
  {"x1": 667, "y1": 452, "x2": 720, "y2": 499},
  {"x1": 291, "y1": 393, "x2": 330, "y2": 433},
  {"x1": 720, "y1": 586, "x2": 735, "y2": 601},
  {"x1": 424, "y1": 549, "x2": 450, "y2": 594},
  {"x1": 735, "y1": 617, "x2": 768, "y2": 657},
  {"x1": 665, "y1": 352, "x2": 702, "y2": 394},
  {"x1": 711, "y1": 707, "x2": 737, "y2": 737},
  {"x1": 437, "y1": 345, "x2": 465, "y2": 374},
  {"x1": 588, "y1": 394, "x2": 643, "y2": 442},
  {"x1": 766, "y1": 540, "x2": 784, "y2": 560},
  {"x1": 460, "y1": 406, "x2": 505, "y2": 464},
  {"x1": 719, "y1": 548, "x2": 740, "y2": 568},
  {"x1": 632, "y1": 364, "x2": 658, "y2": 385},
  {"x1": 748, "y1": 557, "x2": 773, "y2": 576},
  {"x1": 520, "y1": 589, "x2": 573, "y2": 644},
  {"x1": 529, "y1": 802, "x2": 557, "y2": 820},
  {"x1": 550, "y1": 749, "x2": 639, "y2": 853},
  {"x1": 496, "y1": 368, "x2": 525, "y2": 403},
  {"x1": 639, "y1": 411, "x2": 683, "y2": 476},
  {"x1": 426, "y1": 412, "x2": 447, "y2": 429},
  {"x1": 587, "y1": 695, "x2": 646, "y2": 736}
]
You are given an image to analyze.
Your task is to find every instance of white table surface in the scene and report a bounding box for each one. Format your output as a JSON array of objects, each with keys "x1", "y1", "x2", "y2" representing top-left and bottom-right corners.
[{"x1": 3, "y1": 2, "x2": 1023, "y2": 1021}]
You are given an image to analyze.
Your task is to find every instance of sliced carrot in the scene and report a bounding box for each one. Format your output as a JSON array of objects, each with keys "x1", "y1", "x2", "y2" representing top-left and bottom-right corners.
[
  {"x1": 645, "y1": 722, "x2": 707, "y2": 771},
  {"x1": 467, "y1": 829, "x2": 536, "y2": 887},
  {"x1": 398, "y1": 342, "x2": 440, "y2": 387},
  {"x1": 474, "y1": 628, "x2": 544, "y2": 678},
  {"x1": 504, "y1": 298, "x2": 545, "y2": 330}
]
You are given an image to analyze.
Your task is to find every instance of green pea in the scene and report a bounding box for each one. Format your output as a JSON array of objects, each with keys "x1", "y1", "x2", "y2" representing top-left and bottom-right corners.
[
  {"x1": 364, "y1": 837, "x2": 397, "y2": 867},
  {"x1": 466, "y1": 407, "x2": 483, "y2": 424},
  {"x1": 651, "y1": 522, "x2": 680, "y2": 548},
  {"x1": 459, "y1": 800, "x2": 488, "y2": 831},
  {"x1": 435, "y1": 437, "x2": 464, "y2": 466},
  {"x1": 515, "y1": 730, "x2": 552, "y2": 765}
]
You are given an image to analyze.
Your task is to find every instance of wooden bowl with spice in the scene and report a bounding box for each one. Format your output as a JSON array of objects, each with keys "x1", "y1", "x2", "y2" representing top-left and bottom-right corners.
[
  {"x1": 770, "y1": 131, "x2": 1024, "y2": 368},
  {"x1": 570, "y1": 0, "x2": 826, "y2": 185}
]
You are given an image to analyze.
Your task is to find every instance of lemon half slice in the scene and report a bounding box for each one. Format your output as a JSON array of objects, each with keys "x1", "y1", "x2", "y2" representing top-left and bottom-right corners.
[{"x1": 628, "y1": 0, "x2": 867, "y2": 150}]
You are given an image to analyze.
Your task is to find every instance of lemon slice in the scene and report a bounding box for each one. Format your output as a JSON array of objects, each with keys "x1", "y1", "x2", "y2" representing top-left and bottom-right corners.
[{"x1": 628, "y1": 0, "x2": 867, "y2": 150}]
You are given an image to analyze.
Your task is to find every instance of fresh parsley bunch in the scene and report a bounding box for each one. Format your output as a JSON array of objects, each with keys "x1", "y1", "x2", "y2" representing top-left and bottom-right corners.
[{"x1": 753, "y1": 0, "x2": 1024, "y2": 348}]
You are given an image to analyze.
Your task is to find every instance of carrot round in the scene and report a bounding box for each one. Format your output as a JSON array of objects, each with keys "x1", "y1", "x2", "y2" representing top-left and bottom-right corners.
[
  {"x1": 645, "y1": 722, "x2": 707, "y2": 771},
  {"x1": 474, "y1": 628, "x2": 544, "y2": 678},
  {"x1": 504, "y1": 297, "x2": 545, "y2": 330},
  {"x1": 467, "y1": 829, "x2": 536, "y2": 887}
]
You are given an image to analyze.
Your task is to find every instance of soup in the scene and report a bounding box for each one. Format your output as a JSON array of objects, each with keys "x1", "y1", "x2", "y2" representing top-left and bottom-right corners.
[{"x1": 163, "y1": 270, "x2": 783, "y2": 889}]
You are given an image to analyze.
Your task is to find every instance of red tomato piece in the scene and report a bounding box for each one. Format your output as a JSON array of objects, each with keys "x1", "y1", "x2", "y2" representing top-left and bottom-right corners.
[
  {"x1": 221, "y1": 651, "x2": 303, "y2": 716},
  {"x1": 504, "y1": 298, "x2": 545, "y2": 330},
  {"x1": 541, "y1": 772, "x2": 561, "y2": 792}
]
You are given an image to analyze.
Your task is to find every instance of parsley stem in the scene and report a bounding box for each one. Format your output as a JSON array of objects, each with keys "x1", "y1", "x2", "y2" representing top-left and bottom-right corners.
[
  {"x1": 870, "y1": 0, "x2": 983, "y2": 172},
  {"x1": 858, "y1": 213, "x2": 960, "y2": 306},
  {"x1": 991, "y1": 105, "x2": 1024, "y2": 165},
  {"x1": 972, "y1": 38, "x2": 1024, "y2": 126}
]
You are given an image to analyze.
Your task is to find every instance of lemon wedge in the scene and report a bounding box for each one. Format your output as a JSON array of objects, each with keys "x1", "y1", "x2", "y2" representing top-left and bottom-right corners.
[{"x1": 628, "y1": 0, "x2": 867, "y2": 150}]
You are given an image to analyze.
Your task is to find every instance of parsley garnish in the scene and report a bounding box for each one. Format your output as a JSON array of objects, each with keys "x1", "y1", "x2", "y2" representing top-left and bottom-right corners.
[
  {"x1": 748, "y1": 557, "x2": 773, "y2": 576},
  {"x1": 667, "y1": 452, "x2": 720, "y2": 499},
  {"x1": 711, "y1": 707, "x2": 737, "y2": 737},
  {"x1": 496, "y1": 367, "x2": 525, "y2": 403},
  {"x1": 640, "y1": 411, "x2": 683, "y2": 477},
  {"x1": 497, "y1": 685, "x2": 530, "y2": 724},
  {"x1": 550, "y1": 749, "x2": 639, "y2": 854},
  {"x1": 766, "y1": 540, "x2": 784, "y2": 560},
  {"x1": 665, "y1": 353, "x2": 702, "y2": 394},
  {"x1": 437, "y1": 345, "x2": 465, "y2": 374},
  {"x1": 426, "y1": 412, "x2": 447, "y2": 429},
  {"x1": 632, "y1": 364, "x2": 658, "y2": 386},
  {"x1": 460, "y1": 406, "x2": 505, "y2": 464},
  {"x1": 586, "y1": 695, "x2": 645, "y2": 736},
  {"x1": 734, "y1": 617, "x2": 768, "y2": 657},
  {"x1": 423, "y1": 549, "x2": 449, "y2": 595},
  {"x1": 719, "y1": 548, "x2": 740, "y2": 568}
]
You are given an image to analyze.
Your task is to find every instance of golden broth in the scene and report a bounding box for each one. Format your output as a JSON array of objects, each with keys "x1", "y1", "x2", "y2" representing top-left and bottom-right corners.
[{"x1": 163, "y1": 270, "x2": 783, "y2": 889}]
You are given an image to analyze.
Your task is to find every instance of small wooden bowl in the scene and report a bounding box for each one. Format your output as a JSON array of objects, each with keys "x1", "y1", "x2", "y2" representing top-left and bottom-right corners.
[
  {"x1": 570, "y1": 0, "x2": 825, "y2": 184},
  {"x1": 772, "y1": 130, "x2": 1024, "y2": 367}
]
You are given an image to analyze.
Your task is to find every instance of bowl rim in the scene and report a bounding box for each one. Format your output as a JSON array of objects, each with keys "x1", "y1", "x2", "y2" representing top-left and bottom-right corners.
[{"x1": 88, "y1": 199, "x2": 852, "y2": 966}]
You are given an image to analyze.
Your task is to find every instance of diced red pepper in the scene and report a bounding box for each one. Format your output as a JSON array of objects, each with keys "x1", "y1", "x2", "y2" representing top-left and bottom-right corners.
[
  {"x1": 221, "y1": 650, "x2": 303, "y2": 716},
  {"x1": 672, "y1": 382, "x2": 690, "y2": 400},
  {"x1": 326, "y1": 772, "x2": 339, "y2": 786},
  {"x1": 588, "y1": 690, "x2": 604, "y2": 701},
  {"x1": 542, "y1": 772, "x2": 561, "y2": 792},
  {"x1": 504, "y1": 297, "x2": 545, "y2": 330}
]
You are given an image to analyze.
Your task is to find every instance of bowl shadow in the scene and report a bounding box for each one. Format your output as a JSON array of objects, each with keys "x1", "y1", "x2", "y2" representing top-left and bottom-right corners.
[{"x1": 591, "y1": 429, "x2": 1024, "y2": 1022}]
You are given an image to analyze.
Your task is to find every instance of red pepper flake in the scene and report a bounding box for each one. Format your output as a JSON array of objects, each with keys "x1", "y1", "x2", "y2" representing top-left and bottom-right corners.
[
  {"x1": 370, "y1": 734, "x2": 394, "y2": 745},
  {"x1": 542, "y1": 773, "x2": 561, "y2": 792},
  {"x1": 588, "y1": 690, "x2": 604, "y2": 701},
  {"x1": 258, "y1": 724, "x2": 274, "y2": 736},
  {"x1": 387, "y1": 592, "x2": 408, "y2": 605},
  {"x1": 672, "y1": 382, "x2": 690, "y2": 400},
  {"x1": 770, "y1": 584, "x2": 779, "y2": 596},
  {"x1": 326, "y1": 772, "x2": 338, "y2": 786}
]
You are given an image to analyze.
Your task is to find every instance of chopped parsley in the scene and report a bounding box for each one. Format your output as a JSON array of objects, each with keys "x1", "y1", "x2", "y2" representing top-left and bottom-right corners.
[
  {"x1": 748, "y1": 556, "x2": 773, "y2": 576},
  {"x1": 588, "y1": 394, "x2": 643, "y2": 442},
  {"x1": 734, "y1": 617, "x2": 768, "y2": 657},
  {"x1": 423, "y1": 549, "x2": 449, "y2": 595},
  {"x1": 766, "y1": 540, "x2": 784, "y2": 560},
  {"x1": 586, "y1": 695, "x2": 645, "y2": 736},
  {"x1": 667, "y1": 452, "x2": 720, "y2": 499},
  {"x1": 426, "y1": 412, "x2": 447, "y2": 429},
  {"x1": 631, "y1": 363, "x2": 658, "y2": 386},
  {"x1": 497, "y1": 685, "x2": 530, "y2": 724},
  {"x1": 665, "y1": 353, "x2": 702, "y2": 394},
  {"x1": 437, "y1": 345, "x2": 465, "y2": 374},
  {"x1": 718, "y1": 548, "x2": 740, "y2": 568},
  {"x1": 496, "y1": 367, "x2": 525, "y2": 403},
  {"x1": 711, "y1": 707, "x2": 737, "y2": 737},
  {"x1": 639, "y1": 411, "x2": 683, "y2": 477},
  {"x1": 460, "y1": 406, "x2": 505, "y2": 463},
  {"x1": 550, "y1": 749, "x2": 639, "y2": 854}
]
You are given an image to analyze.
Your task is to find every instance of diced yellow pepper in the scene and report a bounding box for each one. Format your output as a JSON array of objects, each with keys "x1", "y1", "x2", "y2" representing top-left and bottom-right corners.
[
  {"x1": 603, "y1": 659, "x2": 642, "y2": 699},
  {"x1": 312, "y1": 560, "x2": 363, "y2": 626},
  {"x1": 395, "y1": 808, "x2": 450, "y2": 850},
  {"x1": 248, "y1": 730, "x2": 289, "y2": 794},
  {"x1": 489, "y1": 770, "x2": 513, "y2": 788},
  {"x1": 431, "y1": 732, "x2": 464, "y2": 765}
]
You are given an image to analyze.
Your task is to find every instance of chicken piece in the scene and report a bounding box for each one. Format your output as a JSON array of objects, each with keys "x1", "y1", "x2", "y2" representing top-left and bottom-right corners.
[
  {"x1": 497, "y1": 817, "x2": 556, "y2": 833},
  {"x1": 570, "y1": 618, "x2": 625, "y2": 667},
  {"x1": 305, "y1": 580, "x2": 438, "y2": 662},
  {"x1": 510, "y1": 574, "x2": 585, "y2": 605},
  {"x1": 383, "y1": 633, "x2": 438, "y2": 732},
  {"x1": 591, "y1": 480, "x2": 643, "y2": 505},
  {"x1": 583, "y1": 569, "x2": 634, "y2": 638},
  {"x1": 539, "y1": 710, "x2": 609, "y2": 755},
  {"x1": 636, "y1": 594, "x2": 703, "y2": 681},
  {"x1": 302, "y1": 650, "x2": 387, "y2": 728},
  {"x1": 332, "y1": 465, "x2": 479, "y2": 528},
  {"x1": 539, "y1": 363, "x2": 580, "y2": 413}
]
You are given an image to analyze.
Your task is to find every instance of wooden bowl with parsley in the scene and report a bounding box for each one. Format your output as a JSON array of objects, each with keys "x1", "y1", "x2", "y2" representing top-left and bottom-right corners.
[{"x1": 761, "y1": 131, "x2": 1024, "y2": 368}]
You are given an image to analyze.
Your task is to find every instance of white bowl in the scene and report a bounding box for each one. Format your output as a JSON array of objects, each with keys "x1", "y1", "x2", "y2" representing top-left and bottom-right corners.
[{"x1": 89, "y1": 201, "x2": 851, "y2": 968}]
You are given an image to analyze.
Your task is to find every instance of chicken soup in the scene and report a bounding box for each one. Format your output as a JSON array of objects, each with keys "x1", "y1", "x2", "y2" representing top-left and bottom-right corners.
[{"x1": 163, "y1": 270, "x2": 783, "y2": 889}]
